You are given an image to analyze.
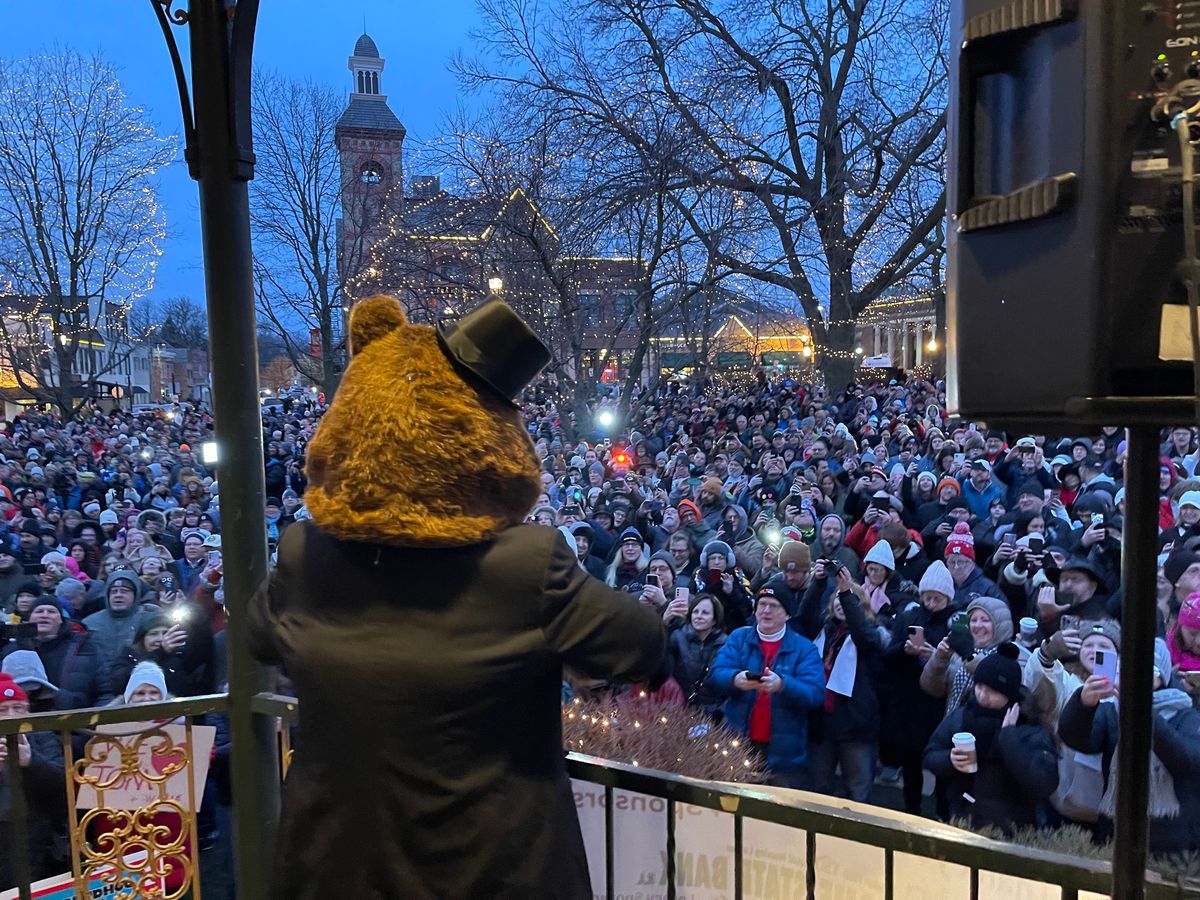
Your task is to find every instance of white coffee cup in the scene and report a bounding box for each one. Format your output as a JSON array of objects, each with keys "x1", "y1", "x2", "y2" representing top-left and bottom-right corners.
[
  {"x1": 952, "y1": 732, "x2": 978, "y2": 773},
  {"x1": 1019, "y1": 617, "x2": 1038, "y2": 638}
]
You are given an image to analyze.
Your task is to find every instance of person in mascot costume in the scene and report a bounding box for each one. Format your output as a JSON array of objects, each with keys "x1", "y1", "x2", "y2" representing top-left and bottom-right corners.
[{"x1": 249, "y1": 294, "x2": 666, "y2": 900}]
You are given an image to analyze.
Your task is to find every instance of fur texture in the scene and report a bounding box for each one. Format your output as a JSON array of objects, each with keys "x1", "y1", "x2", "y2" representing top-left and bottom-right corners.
[{"x1": 304, "y1": 295, "x2": 541, "y2": 548}]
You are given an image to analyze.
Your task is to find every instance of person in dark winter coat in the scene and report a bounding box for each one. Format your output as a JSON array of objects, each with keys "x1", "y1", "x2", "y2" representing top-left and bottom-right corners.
[
  {"x1": 23, "y1": 597, "x2": 106, "y2": 707},
  {"x1": 692, "y1": 540, "x2": 754, "y2": 632},
  {"x1": 1058, "y1": 669, "x2": 1200, "y2": 854},
  {"x1": 794, "y1": 566, "x2": 883, "y2": 803},
  {"x1": 923, "y1": 644, "x2": 1059, "y2": 833},
  {"x1": 668, "y1": 594, "x2": 727, "y2": 716},
  {"x1": 110, "y1": 613, "x2": 207, "y2": 701},
  {"x1": 709, "y1": 585, "x2": 826, "y2": 787},
  {"x1": 81, "y1": 570, "x2": 160, "y2": 697},
  {"x1": 0, "y1": 674, "x2": 66, "y2": 886},
  {"x1": 880, "y1": 561, "x2": 959, "y2": 814},
  {"x1": 248, "y1": 295, "x2": 666, "y2": 900}
]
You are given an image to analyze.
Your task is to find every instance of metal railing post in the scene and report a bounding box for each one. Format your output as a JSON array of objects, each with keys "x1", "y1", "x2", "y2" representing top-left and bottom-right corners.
[
  {"x1": 1113, "y1": 425, "x2": 1162, "y2": 900},
  {"x1": 5, "y1": 734, "x2": 32, "y2": 900},
  {"x1": 182, "y1": 2, "x2": 279, "y2": 898}
]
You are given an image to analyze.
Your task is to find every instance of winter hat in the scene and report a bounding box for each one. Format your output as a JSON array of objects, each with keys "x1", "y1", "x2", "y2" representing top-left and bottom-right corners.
[
  {"x1": 936, "y1": 478, "x2": 961, "y2": 496},
  {"x1": 1, "y1": 650, "x2": 57, "y2": 697},
  {"x1": 944, "y1": 522, "x2": 975, "y2": 561},
  {"x1": 568, "y1": 521, "x2": 595, "y2": 541},
  {"x1": 1081, "y1": 619, "x2": 1122, "y2": 651},
  {"x1": 700, "y1": 540, "x2": 734, "y2": 567},
  {"x1": 972, "y1": 643, "x2": 1024, "y2": 704},
  {"x1": 1165, "y1": 551, "x2": 1200, "y2": 586},
  {"x1": 105, "y1": 570, "x2": 140, "y2": 597},
  {"x1": 123, "y1": 661, "x2": 168, "y2": 704},
  {"x1": 778, "y1": 540, "x2": 811, "y2": 572},
  {"x1": 648, "y1": 550, "x2": 677, "y2": 574},
  {"x1": 33, "y1": 595, "x2": 68, "y2": 617},
  {"x1": 945, "y1": 497, "x2": 971, "y2": 515},
  {"x1": 133, "y1": 613, "x2": 173, "y2": 646},
  {"x1": 82, "y1": 500, "x2": 101, "y2": 518},
  {"x1": 918, "y1": 561, "x2": 955, "y2": 599},
  {"x1": 863, "y1": 540, "x2": 895, "y2": 571},
  {"x1": 1179, "y1": 593, "x2": 1200, "y2": 630},
  {"x1": 0, "y1": 673, "x2": 28, "y2": 704},
  {"x1": 556, "y1": 526, "x2": 578, "y2": 559},
  {"x1": 1017, "y1": 480, "x2": 1045, "y2": 499},
  {"x1": 915, "y1": 471, "x2": 937, "y2": 488},
  {"x1": 677, "y1": 499, "x2": 702, "y2": 522},
  {"x1": 701, "y1": 477, "x2": 724, "y2": 498},
  {"x1": 99, "y1": 509, "x2": 119, "y2": 526},
  {"x1": 618, "y1": 526, "x2": 642, "y2": 545},
  {"x1": 1181, "y1": 491, "x2": 1200, "y2": 511}
]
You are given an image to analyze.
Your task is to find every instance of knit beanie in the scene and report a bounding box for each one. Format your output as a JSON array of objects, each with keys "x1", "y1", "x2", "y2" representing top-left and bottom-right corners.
[
  {"x1": 677, "y1": 499, "x2": 702, "y2": 522},
  {"x1": 972, "y1": 643, "x2": 1023, "y2": 703},
  {"x1": 936, "y1": 478, "x2": 961, "y2": 497},
  {"x1": 648, "y1": 550, "x2": 677, "y2": 574},
  {"x1": 1080, "y1": 619, "x2": 1122, "y2": 651},
  {"x1": 123, "y1": 661, "x2": 169, "y2": 704},
  {"x1": 106, "y1": 570, "x2": 140, "y2": 597},
  {"x1": 778, "y1": 540, "x2": 811, "y2": 572},
  {"x1": 916, "y1": 471, "x2": 937, "y2": 488},
  {"x1": 863, "y1": 540, "x2": 896, "y2": 571},
  {"x1": 618, "y1": 526, "x2": 642, "y2": 545},
  {"x1": 918, "y1": 561, "x2": 955, "y2": 600},
  {"x1": 700, "y1": 540, "x2": 734, "y2": 567},
  {"x1": 1165, "y1": 551, "x2": 1200, "y2": 587},
  {"x1": 701, "y1": 476, "x2": 724, "y2": 498},
  {"x1": 1179, "y1": 592, "x2": 1200, "y2": 630},
  {"x1": 945, "y1": 522, "x2": 975, "y2": 561},
  {"x1": 0, "y1": 673, "x2": 27, "y2": 704}
]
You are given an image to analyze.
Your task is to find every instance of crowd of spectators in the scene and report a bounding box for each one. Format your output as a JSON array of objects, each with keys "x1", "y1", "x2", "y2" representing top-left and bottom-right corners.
[
  {"x1": 6, "y1": 370, "x2": 1200, "y2": 880},
  {"x1": 0, "y1": 394, "x2": 319, "y2": 884},
  {"x1": 525, "y1": 375, "x2": 1200, "y2": 852}
]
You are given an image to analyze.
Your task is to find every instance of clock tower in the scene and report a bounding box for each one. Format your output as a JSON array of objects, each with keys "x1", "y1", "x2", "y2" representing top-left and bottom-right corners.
[{"x1": 336, "y1": 33, "x2": 406, "y2": 291}]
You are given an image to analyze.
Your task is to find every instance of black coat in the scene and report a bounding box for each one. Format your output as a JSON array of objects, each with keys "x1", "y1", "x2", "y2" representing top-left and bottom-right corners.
[
  {"x1": 668, "y1": 625, "x2": 726, "y2": 713},
  {"x1": 879, "y1": 602, "x2": 956, "y2": 758},
  {"x1": 1059, "y1": 691, "x2": 1200, "y2": 854},
  {"x1": 249, "y1": 521, "x2": 665, "y2": 900},
  {"x1": 796, "y1": 589, "x2": 883, "y2": 744},
  {"x1": 924, "y1": 700, "x2": 1058, "y2": 832},
  {"x1": 34, "y1": 625, "x2": 105, "y2": 708}
]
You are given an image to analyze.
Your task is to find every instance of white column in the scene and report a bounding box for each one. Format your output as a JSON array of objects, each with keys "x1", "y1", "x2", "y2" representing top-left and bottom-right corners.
[
  {"x1": 916, "y1": 322, "x2": 924, "y2": 366},
  {"x1": 886, "y1": 328, "x2": 896, "y2": 365},
  {"x1": 873, "y1": 327, "x2": 881, "y2": 356}
]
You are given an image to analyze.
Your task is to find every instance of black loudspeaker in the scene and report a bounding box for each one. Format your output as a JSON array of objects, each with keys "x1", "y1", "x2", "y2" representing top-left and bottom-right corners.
[{"x1": 947, "y1": 0, "x2": 1199, "y2": 420}]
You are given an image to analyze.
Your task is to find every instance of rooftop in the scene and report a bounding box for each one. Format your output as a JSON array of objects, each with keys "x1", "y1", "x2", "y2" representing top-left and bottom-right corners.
[{"x1": 353, "y1": 33, "x2": 379, "y2": 59}]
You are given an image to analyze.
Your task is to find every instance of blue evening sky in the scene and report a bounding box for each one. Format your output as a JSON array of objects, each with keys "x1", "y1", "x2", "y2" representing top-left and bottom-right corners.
[{"x1": 0, "y1": 1, "x2": 482, "y2": 305}]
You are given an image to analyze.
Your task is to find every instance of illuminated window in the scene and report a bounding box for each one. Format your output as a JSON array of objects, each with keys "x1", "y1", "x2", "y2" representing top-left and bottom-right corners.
[{"x1": 360, "y1": 162, "x2": 383, "y2": 184}]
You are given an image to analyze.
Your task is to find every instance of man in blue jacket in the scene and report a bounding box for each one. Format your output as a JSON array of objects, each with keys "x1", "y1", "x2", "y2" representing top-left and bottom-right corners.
[{"x1": 710, "y1": 585, "x2": 826, "y2": 788}]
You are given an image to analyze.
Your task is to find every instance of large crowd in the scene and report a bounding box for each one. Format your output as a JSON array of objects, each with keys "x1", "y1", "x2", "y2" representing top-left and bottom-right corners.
[
  {"x1": 524, "y1": 375, "x2": 1200, "y2": 854},
  {"x1": 3, "y1": 372, "x2": 1200, "y2": 884},
  {"x1": 0, "y1": 394, "x2": 320, "y2": 884}
]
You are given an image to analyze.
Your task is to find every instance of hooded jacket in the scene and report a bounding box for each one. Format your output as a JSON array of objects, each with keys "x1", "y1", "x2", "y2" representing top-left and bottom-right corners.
[
  {"x1": 31, "y1": 623, "x2": 105, "y2": 708},
  {"x1": 81, "y1": 571, "x2": 159, "y2": 697},
  {"x1": 248, "y1": 296, "x2": 666, "y2": 900},
  {"x1": 723, "y1": 504, "x2": 766, "y2": 578},
  {"x1": 814, "y1": 513, "x2": 860, "y2": 571},
  {"x1": 668, "y1": 624, "x2": 727, "y2": 714}
]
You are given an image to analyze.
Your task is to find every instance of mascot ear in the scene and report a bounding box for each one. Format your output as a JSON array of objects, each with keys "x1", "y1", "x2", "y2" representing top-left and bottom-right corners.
[{"x1": 349, "y1": 295, "x2": 408, "y2": 357}]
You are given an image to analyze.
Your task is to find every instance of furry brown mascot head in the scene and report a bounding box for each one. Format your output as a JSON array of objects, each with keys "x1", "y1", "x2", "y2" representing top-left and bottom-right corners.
[{"x1": 303, "y1": 295, "x2": 549, "y2": 548}]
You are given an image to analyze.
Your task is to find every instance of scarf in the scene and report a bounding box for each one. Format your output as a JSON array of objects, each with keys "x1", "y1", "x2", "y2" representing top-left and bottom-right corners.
[
  {"x1": 948, "y1": 645, "x2": 998, "y2": 715},
  {"x1": 265, "y1": 512, "x2": 281, "y2": 541},
  {"x1": 865, "y1": 581, "x2": 891, "y2": 615},
  {"x1": 1099, "y1": 689, "x2": 1193, "y2": 819},
  {"x1": 757, "y1": 624, "x2": 786, "y2": 642},
  {"x1": 814, "y1": 624, "x2": 857, "y2": 712}
]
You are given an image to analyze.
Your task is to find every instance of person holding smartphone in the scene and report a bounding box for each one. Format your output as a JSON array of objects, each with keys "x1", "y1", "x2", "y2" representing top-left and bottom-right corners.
[
  {"x1": 709, "y1": 586, "x2": 825, "y2": 789},
  {"x1": 1059, "y1": 640, "x2": 1200, "y2": 854}
]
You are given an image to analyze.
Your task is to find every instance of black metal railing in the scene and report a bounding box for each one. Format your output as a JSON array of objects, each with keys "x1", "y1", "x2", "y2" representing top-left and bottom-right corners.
[{"x1": 3, "y1": 692, "x2": 1200, "y2": 900}]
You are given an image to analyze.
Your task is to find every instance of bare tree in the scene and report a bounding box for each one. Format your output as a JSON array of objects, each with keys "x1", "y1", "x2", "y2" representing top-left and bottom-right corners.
[
  {"x1": 463, "y1": 0, "x2": 947, "y2": 388},
  {"x1": 250, "y1": 73, "x2": 360, "y2": 398},
  {"x1": 154, "y1": 296, "x2": 209, "y2": 349},
  {"x1": 0, "y1": 50, "x2": 173, "y2": 418}
]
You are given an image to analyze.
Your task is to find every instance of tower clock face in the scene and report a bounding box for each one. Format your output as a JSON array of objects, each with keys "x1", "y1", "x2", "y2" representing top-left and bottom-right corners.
[{"x1": 359, "y1": 161, "x2": 384, "y2": 184}]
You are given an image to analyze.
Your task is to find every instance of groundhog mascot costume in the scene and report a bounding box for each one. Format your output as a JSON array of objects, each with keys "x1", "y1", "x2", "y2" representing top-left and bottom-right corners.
[{"x1": 249, "y1": 295, "x2": 665, "y2": 900}]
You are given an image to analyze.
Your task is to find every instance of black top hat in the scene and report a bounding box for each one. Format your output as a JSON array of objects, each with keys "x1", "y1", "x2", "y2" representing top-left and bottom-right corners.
[{"x1": 436, "y1": 300, "x2": 551, "y2": 404}]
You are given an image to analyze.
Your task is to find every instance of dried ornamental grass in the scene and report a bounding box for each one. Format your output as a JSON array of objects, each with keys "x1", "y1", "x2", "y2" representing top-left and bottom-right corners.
[{"x1": 562, "y1": 695, "x2": 767, "y2": 783}]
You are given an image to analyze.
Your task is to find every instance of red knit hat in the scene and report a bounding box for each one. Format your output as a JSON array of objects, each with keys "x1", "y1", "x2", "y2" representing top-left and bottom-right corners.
[
  {"x1": 677, "y1": 499, "x2": 702, "y2": 523},
  {"x1": 0, "y1": 673, "x2": 28, "y2": 704},
  {"x1": 936, "y1": 477, "x2": 961, "y2": 497},
  {"x1": 944, "y1": 522, "x2": 975, "y2": 561}
]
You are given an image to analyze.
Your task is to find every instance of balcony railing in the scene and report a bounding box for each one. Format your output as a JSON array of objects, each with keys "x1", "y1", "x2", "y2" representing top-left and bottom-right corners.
[{"x1": 1, "y1": 692, "x2": 1198, "y2": 900}]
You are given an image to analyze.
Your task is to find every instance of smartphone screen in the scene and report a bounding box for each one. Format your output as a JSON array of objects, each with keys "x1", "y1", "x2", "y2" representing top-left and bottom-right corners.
[
  {"x1": 646, "y1": 573, "x2": 660, "y2": 589},
  {"x1": 1002, "y1": 533, "x2": 1016, "y2": 547}
]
